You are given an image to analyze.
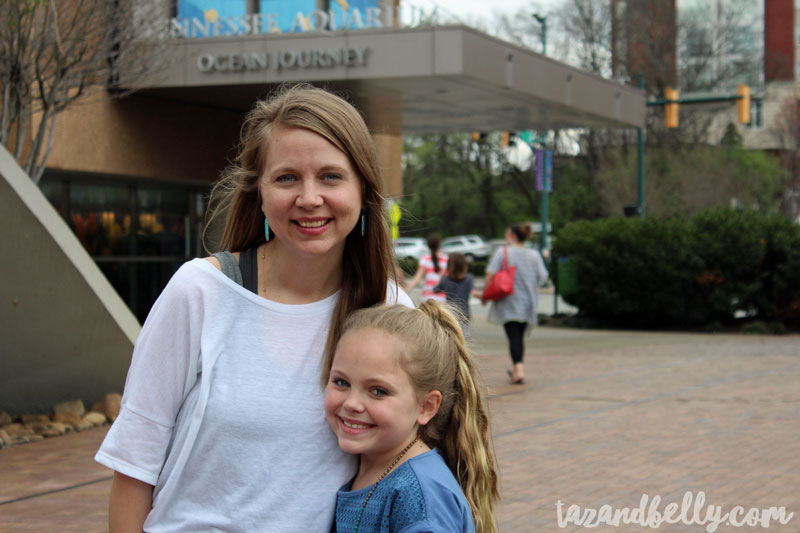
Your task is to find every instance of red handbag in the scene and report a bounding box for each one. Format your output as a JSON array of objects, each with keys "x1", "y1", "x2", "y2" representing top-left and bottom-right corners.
[{"x1": 482, "y1": 247, "x2": 516, "y2": 301}]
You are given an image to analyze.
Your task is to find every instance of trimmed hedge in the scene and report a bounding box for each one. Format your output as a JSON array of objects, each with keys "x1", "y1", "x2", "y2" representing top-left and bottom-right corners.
[{"x1": 552, "y1": 209, "x2": 800, "y2": 328}]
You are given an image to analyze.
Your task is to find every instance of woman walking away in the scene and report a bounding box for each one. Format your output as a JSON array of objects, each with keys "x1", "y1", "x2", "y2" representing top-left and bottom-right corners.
[
  {"x1": 324, "y1": 301, "x2": 499, "y2": 532},
  {"x1": 406, "y1": 234, "x2": 448, "y2": 303},
  {"x1": 97, "y1": 84, "x2": 412, "y2": 532},
  {"x1": 483, "y1": 223, "x2": 548, "y2": 385},
  {"x1": 434, "y1": 253, "x2": 482, "y2": 338}
]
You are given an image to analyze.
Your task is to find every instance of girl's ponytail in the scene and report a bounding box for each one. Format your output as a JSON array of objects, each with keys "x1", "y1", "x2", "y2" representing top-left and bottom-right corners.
[
  {"x1": 418, "y1": 301, "x2": 499, "y2": 533},
  {"x1": 426, "y1": 234, "x2": 442, "y2": 273}
]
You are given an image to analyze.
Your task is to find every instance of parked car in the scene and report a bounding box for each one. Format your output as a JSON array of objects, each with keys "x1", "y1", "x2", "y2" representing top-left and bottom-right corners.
[
  {"x1": 440, "y1": 235, "x2": 490, "y2": 262},
  {"x1": 393, "y1": 237, "x2": 428, "y2": 261}
]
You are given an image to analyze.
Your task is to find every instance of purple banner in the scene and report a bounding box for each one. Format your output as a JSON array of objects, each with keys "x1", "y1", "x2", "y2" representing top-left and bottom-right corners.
[
  {"x1": 544, "y1": 148, "x2": 553, "y2": 192},
  {"x1": 535, "y1": 149, "x2": 552, "y2": 192},
  {"x1": 535, "y1": 148, "x2": 544, "y2": 191}
]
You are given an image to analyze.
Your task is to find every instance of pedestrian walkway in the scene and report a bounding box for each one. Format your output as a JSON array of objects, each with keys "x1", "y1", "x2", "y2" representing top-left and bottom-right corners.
[{"x1": 1, "y1": 315, "x2": 798, "y2": 532}]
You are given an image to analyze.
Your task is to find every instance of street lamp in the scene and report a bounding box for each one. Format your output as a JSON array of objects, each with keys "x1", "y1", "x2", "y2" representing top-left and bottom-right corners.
[
  {"x1": 532, "y1": 13, "x2": 549, "y2": 253},
  {"x1": 532, "y1": 13, "x2": 546, "y2": 55}
]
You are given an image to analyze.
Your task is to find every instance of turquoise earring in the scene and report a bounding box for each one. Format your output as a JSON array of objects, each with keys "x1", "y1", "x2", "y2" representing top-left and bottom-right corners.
[
  {"x1": 361, "y1": 212, "x2": 365, "y2": 237},
  {"x1": 264, "y1": 218, "x2": 270, "y2": 242}
]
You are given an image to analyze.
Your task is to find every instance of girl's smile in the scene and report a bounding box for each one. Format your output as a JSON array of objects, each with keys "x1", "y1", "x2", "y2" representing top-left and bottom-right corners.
[{"x1": 339, "y1": 416, "x2": 374, "y2": 434}]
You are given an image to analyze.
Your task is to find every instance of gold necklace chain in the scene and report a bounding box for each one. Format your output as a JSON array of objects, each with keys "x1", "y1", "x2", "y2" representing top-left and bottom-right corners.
[{"x1": 352, "y1": 435, "x2": 420, "y2": 533}]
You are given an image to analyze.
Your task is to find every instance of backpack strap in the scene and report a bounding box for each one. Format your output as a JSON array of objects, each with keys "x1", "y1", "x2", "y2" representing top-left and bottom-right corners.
[
  {"x1": 212, "y1": 251, "x2": 243, "y2": 287},
  {"x1": 239, "y1": 247, "x2": 259, "y2": 295}
]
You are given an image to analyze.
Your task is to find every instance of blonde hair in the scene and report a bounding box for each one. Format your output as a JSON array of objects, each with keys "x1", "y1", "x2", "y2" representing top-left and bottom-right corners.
[
  {"x1": 206, "y1": 84, "x2": 393, "y2": 371},
  {"x1": 326, "y1": 301, "x2": 499, "y2": 533}
]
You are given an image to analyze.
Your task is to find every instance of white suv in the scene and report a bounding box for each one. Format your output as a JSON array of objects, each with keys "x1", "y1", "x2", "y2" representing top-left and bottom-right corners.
[
  {"x1": 393, "y1": 237, "x2": 428, "y2": 261},
  {"x1": 440, "y1": 235, "x2": 490, "y2": 262}
]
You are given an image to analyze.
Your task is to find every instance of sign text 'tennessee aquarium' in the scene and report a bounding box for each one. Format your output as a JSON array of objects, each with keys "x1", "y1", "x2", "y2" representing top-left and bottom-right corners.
[{"x1": 171, "y1": 8, "x2": 389, "y2": 39}]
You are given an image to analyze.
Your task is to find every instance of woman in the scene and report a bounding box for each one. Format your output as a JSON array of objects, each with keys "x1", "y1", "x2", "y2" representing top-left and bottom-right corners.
[
  {"x1": 406, "y1": 234, "x2": 448, "y2": 303},
  {"x1": 483, "y1": 223, "x2": 548, "y2": 384},
  {"x1": 96, "y1": 85, "x2": 413, "y2": 532}
]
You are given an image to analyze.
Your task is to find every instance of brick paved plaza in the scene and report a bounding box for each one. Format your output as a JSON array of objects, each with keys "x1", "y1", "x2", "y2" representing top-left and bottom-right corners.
[{"x1": 1, "y1": 310, "x2": 798, "y2": 532}]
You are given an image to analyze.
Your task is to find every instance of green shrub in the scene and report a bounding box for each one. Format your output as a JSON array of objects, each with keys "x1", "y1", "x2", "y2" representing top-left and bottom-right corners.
[
  {"x1": 688, "y1": 209, "x2": 766, "y2": 321},
  {"x1": 397, "y1": 257, "x2": 418, "y2": 276},
  {"x1": 740, "y1": 321, "x2": 771, "y2": 335},
  {"x1": 468, "y1": 260, "x2": 487, "y2": 277},
  {"x1": 553, "y1": 215, "x2": 697, "y2": 326},
  {"x1": 553, "y1": 208, "x2": 800, "y2": 329},
  {"x1": 755, "y1": 214, "x2": 800, "y2": 323}
]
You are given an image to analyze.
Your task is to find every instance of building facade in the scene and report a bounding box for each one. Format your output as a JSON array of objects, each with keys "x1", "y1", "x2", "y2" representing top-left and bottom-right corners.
[{"x1": 33, "y1": 0, "x2": 645, "y2": 321}]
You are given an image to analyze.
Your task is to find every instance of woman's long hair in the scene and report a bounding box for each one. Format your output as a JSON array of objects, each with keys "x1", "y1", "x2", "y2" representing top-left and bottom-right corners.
[
  {"x1": 205, "y1": 84, "x2": 393, "y2": 374},
  {"x1": 328, "y1": 302, "x2": 499, "y2": 533}
]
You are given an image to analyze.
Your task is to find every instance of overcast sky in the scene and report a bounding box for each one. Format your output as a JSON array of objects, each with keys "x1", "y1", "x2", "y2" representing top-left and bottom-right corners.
[{"x1": 407, "y1": 0, "x2": 560, "y2": 24}]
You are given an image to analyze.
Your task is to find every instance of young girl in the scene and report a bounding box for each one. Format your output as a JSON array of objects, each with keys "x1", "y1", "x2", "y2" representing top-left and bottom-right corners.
[
  {"x1": 434, "y1": 253, "x2": 483, "y2": 338},
  {"x1": 324, "y1": 301, "x2": 499, "y2": 533},
  {"x1": 406, "y1": 234, "x2": 448, "y2": 303}
]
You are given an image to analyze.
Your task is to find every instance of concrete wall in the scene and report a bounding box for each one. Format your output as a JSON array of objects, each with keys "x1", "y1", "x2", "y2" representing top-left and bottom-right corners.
[
  {"x1": 47, "y1": 92, "x2": 243, "y2": 183},
  {"x1": 0, "y1": 145, "x2": 140, "y2": 415},
  {"x1": 47, "y1": 90, "x2": 405, "y2": 198}
]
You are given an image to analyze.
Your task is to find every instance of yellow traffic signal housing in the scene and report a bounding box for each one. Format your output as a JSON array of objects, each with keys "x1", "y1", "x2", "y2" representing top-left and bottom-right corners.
[
  {"x1": 737, "y1": 84, "x2": 750, "y2": 124},
  {"x1": 665, "y1": 87, "x2": 679, "y2": 128}
]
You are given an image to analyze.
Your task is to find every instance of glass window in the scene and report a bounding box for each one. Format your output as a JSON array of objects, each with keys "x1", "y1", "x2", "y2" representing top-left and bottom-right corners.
[
  {"x1": 135, "y1": 188, "x2": 188, "y2": 257},
  {"x1": 69, "y1": 182, "x2": 133, "y2": 258},
  {"x1": 40, "y1": 180, "x2": 68, "y2": 219},
  {"x1": 747, "y1": 99, "x2": 763, "y2": 129},
  {"x1": 97, "y1": 260, "x2": 184, "y2": 323},
  {"x1": 41, "y1": 173, "x2": 208, "y2": 323}
]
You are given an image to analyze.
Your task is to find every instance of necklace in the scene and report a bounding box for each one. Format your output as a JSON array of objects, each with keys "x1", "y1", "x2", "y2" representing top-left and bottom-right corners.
[
  {"x1": 352, "y1": 435, "x2": 420, "y2": 533},
  {"x1": 260, "y1": 248, "x2": 267, "y2": 294}
]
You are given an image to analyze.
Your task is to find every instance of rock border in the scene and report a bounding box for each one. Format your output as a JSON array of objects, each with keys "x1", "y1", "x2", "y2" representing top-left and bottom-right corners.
[{"x1": 0, "y1": 393, "x2": 121, "y2": 448}]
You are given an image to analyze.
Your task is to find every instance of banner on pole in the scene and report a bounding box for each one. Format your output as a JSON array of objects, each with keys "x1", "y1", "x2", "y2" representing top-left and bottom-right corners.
[
  {"x1": 535, "y1": 148, "x2": 543, "y2": 191},
  {"x1": 535, "y1": 148, "x2": 553, "y2": 192},
  {"x1": 544, "y1": 148, "x2": 552, "y2": 192}
]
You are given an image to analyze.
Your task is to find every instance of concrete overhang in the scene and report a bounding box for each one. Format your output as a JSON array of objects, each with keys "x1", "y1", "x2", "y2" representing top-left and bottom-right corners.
[{"x1": 140, "y1": 25, "x2": 645, "y2": 132}]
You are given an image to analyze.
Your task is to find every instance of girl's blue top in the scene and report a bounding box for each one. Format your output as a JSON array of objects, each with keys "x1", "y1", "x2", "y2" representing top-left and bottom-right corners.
[{"x1": 333, "y1": 449, "x2": 475, "y2": 533}]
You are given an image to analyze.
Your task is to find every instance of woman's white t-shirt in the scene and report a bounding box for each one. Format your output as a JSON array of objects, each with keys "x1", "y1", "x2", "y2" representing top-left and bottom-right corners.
[{"x1": 95, "y1": 259, "x2": 413, "y2": 532}]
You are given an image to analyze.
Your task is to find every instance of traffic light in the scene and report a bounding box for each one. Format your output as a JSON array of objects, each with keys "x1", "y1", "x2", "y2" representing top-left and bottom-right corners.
[
  {"x1": 737, "y1": 84, "x2": 750, "y2": 124},
  {"x1": 665, "y1": 87, "x2": 679, "y2": 128}
]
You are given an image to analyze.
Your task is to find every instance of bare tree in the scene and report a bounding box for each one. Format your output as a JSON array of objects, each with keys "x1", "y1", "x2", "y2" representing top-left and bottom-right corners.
[
  {"x1": 770, "y1": 90, "x2": 800, "y2": 215},
  {"x1": 678, "y1": 0, "x2": 762, "y2": 93},
  {"x1": 494, "y1": 0, "x2": 773, "y2": 216},
  {"x1": 0, "y1": 0, "x2": 168, "y2": 183}
]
